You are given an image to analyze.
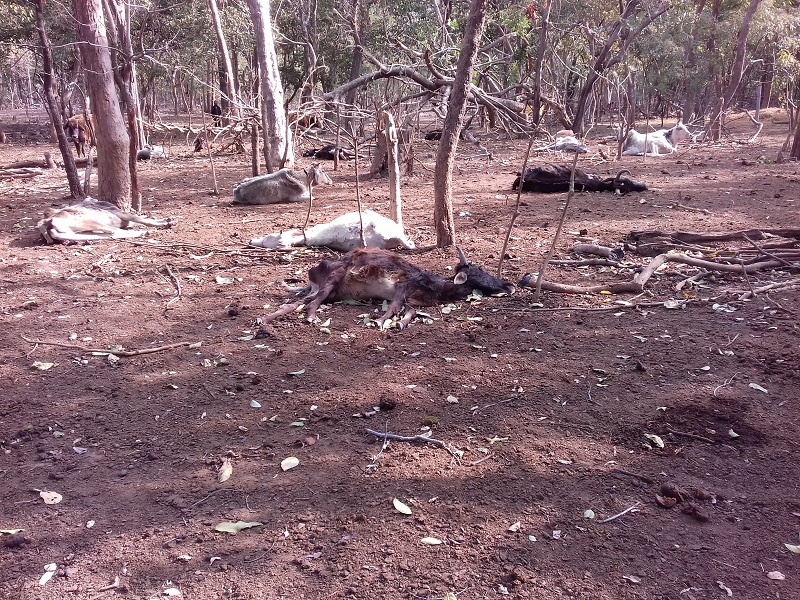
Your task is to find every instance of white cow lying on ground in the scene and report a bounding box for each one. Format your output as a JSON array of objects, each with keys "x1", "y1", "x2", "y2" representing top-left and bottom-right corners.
[
  {"x1": 37, "y1": 198, "x2": 171, "y2": 244},
  {"x1": 249, "y1": 210, "x2": 414, "y2": 251}
]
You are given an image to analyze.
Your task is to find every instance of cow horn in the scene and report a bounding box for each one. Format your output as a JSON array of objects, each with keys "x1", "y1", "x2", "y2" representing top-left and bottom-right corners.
[
  {"x1": 614, "y1": 169, "x2": 632, "y2": 188},
  {"x1": 455, "y1": 246, "x2": 468, "y2": 266}
]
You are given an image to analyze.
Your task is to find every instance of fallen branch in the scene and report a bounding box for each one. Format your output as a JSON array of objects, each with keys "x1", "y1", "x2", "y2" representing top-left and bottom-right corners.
[
  {"x1": 20, "y1": 336, "x2": 198, "y2": 357},
  {"x1": 611, "y1": 468, "x2": 655, "y2": 485},
  {"x1": 519, "y1": 252, "x2": 785, "y2": 296},
  {"x1": 365, "y1": 428, "x2": 446, "y2": 449},
  {"x1": 666, "y1": 428, "x2": 715, "y2": 444},
  {"x1": 629, "y1": 228, "x2": 800, "y2": 244},
  {"x1": 163, "y1": 264, "x2": 182, "y2": 309}
]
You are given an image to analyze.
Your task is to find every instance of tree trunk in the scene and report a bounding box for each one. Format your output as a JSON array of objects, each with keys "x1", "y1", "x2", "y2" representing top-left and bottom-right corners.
[
  {"x1": 708, "y1": 0, "x2": 763, "y2": 140},
  {"x1": 247, "y1": 0, "x2": 293, "y2": 171},
  {"x1": 208, "y1": 0, "x2": 239, "y2": 120},
  {"x1": 103, "y1": 0, "x2": 143, "y2": 210},
  {"x1": 530, "y1": 0, "x2": 552, "y2": 126},
  {"x1": 33, "y1": 0, "x2": 83, "y2": 199},
  {"x1": 73, "y1": 0, "x2": 131, "y2": 210},
  {"x1": 432, "y1": 0, "x2": 488, "y2": 248},
  {"x1": 571, "y1": 0, "x2": 670, "y2": 134}
]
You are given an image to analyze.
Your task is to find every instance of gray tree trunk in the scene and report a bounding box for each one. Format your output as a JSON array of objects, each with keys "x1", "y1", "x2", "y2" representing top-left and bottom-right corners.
[
  {"x1": 73, "y1": 0, "x2": 131, "y2": 210},
  {"x1": 432, "y1": 0, "x2": 488, "y2": 247},
  {"x1": 247, "y1": 0, "x2": 294, "y2": 171},
  {"x1": 208, "y1": 0, "x2": 239, "y2": 120},
  {"x1": 33, "y1": 0, "x2": 83, "y2": 199}
]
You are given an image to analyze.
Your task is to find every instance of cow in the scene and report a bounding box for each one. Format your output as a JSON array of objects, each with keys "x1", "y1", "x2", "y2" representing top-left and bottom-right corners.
[
  {"x1": 232, "y1": 164, "x2": 333, "y2": 205},
  {"x1": 63, "y1": 114, "x2": 94, "y2": 157},
  {"x1": 260, "y1": 247, "x2": 515, "y2": 331},
  {"x1": 512, "y1": 164, "x2": 647, "y2": 195},
  {"x1": 621, "y1": 122, "x2": 692, "y2": 156},
  {"x1": 249, "y1": 210, "x2": 414, "y2": 251},
  {"x1": 37, "y1": 198, "x2": 172, "y2": 244}
]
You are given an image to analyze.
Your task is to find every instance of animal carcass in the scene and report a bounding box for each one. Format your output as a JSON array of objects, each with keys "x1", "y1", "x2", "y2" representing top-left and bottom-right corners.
[
  {"x1": 232, "y1": 165, "x2": 332, "y2": 205},
  {"x1": 513, "y1": 164, "x2": 647, "y2": 194},
  {"x1": 262, "y1": 247, "x2": 514, "y2": 330},
  {"x1": 37, "y1": 198, "x2": 171, "y2": 244},
  {"x1": 250, "y1": 210, "x2": 414, "y2": 251}
]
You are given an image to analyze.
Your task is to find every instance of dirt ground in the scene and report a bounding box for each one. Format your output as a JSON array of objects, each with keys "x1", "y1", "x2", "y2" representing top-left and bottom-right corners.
[{"x1": 0, "y1": 108, "x2": 798, "y2": 600}]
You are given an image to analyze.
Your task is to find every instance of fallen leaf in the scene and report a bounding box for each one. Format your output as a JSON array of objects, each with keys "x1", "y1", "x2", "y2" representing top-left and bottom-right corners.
[
  {"x1": 443, "y1": 593, "x2": 458, "y2": 600},
  {"x1": 508, "y1": 521, "x2": 521, "y2": 532},
  {"x1": 214, "y1": 521, "x2": 263, "y2": 534},
  {"x1": 290, "y1": 421, "x2": 305, "y2": 427},
  {"x1": 281, "y1": 456, "x2": 299, "y2": 471},
  {"x1": 32, "y1": 361, "x2": 55, "y2": 371},
  {"x1": 218, "y1": 458, "x2": 233, "y2": 483},
  {"x1": 766, "y1": 571, "x2": 785, "y2": 580},
  {"x1": 163, "y1": 588, "x2": 182, "y2": 596},
  {"x1": 622, "y1": 575, "x2": 642, "y2": 584},
  {"x1": 717, "y1": 581, "x2": 733, "y2": 596},
  {"x1": 583, "y1": 509, "x2": 596, "y2": 519},
  {"x1": 215, "y1": 276, "x2": 234, "y2": 285},
  {"x1": 39, "y1": 563, "x2": 57, "y2": 586},
  {"x1": 37, "y1": 490, "x2": 62, "y2": 505},
  {"x1": 749, "y1": 383, "x2": 768, "y2": 394},
  {"x1": 0, "y1": 529, "x2": 24, "y2": 535},
  {"x1": 287, "y1": 369, "x2": 306, "y2": 376},
  {"x1": 420, "y1": 537, "x2": 443, "y2": 545},
  {"x1": 644, "y1": 433, "x2": 665, "y2": 448},
  {"x1": 393, "y1": 498, "x2": 412, "y2": 515},
  {"x1": 785, "y1": 543, "x2": 800, "y2": 554},
  {"x1": 250, "y1": 400, "x2": 261, "y2": 408},
  {"x1": 176, "y1": 555, "x2": 192, "y2": 561}
]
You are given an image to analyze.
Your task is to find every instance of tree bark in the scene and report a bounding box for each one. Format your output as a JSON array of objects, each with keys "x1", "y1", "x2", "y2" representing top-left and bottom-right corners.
[
  {"x1": 571, "y1": 0, "x2": 670, "y2": 134},
  {"x1": 708, "y1": 0, "x2": 763, "y2": 140},
  {"x1": 432, "y1": 0, "x2": 488, "y2": 247},
  {"x1": 103, "y1": 0, "x2": 142, "y2": 210},
  {"x1": 247, "y1": 0, "x2": 293, "y2": 171},
  {"x1": 73, "y1": 0, "x2": 131, "y2": 210},
  {"x1": 530, "y1": 0, "x2": 552, "y2": 126},
  {"x1": 208, "y1": 0, "x2": 239, "y2": 120},
  {"x1": 32, "y1": 0, "x2": 83, "y2": 199}
]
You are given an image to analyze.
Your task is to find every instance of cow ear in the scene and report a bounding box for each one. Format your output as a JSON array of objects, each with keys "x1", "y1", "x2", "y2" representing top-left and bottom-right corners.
[{"x1": 453, "y1": 271, "x2": 468, "y2": 284}]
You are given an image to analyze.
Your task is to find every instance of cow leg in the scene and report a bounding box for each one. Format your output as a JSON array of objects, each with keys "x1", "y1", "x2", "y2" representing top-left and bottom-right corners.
[
  {"x1": 303, "y1": 267, "x2": 347, "y2": 321},
  {"x1": 375, "y1": 287, "x2": 409, "y2": 329}
]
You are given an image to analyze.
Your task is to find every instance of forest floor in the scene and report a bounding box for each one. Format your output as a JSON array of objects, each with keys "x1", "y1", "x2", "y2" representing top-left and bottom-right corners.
[{"x1": 0, "y1": 108, "x2": 798, "y2": 600}]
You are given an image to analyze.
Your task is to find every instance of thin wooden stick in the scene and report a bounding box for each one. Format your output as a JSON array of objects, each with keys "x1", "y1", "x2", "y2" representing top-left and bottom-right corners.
[
  {"x1": 599, "y1": 501, "x2": 641, "y2": 524},
  {"x1": 164, "y1": 264, "x2": 182, "y2": 308},
  {"x1": 20, "y1": 336, "x2": 197, "y2": 357},
  {"x1": 365, "y1": 428, "x2": 445, "y2": 448},
  {"x1": 533, "y1": 150, "x2": 580, "y2": 303},
  {"x1": 497, "y1": 135, "x2": 536, "y2": 277}
]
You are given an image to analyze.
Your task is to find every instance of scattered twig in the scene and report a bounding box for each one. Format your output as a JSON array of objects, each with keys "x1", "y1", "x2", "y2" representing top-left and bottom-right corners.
[
  {"x1": 20, "y1": 336, "x2": 198, "y2": 357},
  {"x1": 164, "y1": 264, "x2": 182, "y2": 309},
  {"x1": 190, "y1": 488, "x2": 242, "y2": 508},
  {"x1": 611, "y1": 468, "x2": 655, "y2": 485},
  {"x1": 469, "y1": 453, "x2": 494, "y2": 466},
  {"x1": 365, "y1": 428, "x2": 446, "y2": 448},
  {"x1": 471, "y1": 398, "x2": 513, "y2": 414},
  {"x1": 598, "y1": 501, "x2": 641, "y2": 524},
  {"x1": 666, "y1": 428, "x2": 715, "y2": 444},
  {"x1": 497, "y1": 134, "x2": 536, "y2": 278}
]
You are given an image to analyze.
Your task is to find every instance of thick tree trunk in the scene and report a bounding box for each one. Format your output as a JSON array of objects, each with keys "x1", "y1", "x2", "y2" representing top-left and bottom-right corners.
[
  {"x1": 33, "y1": 0, "x2": 83, "y2": 199},
  {"x1": 103, "y1": 0, "x2": 142, "y2": 210},
  {"x1": 432, "y1": 0, "x2": 488, "y2": 248},
  {"x1": 73, "y1": 0, "x2": 131, "y2": 210},
  {"x1": 247, "y1": 0, "x2": 293, "y2": 171}
]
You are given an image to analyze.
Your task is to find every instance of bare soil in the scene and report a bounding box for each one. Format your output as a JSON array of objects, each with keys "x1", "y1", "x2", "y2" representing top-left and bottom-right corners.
[{"x1": 1, "y1": 109, "x2": 798, "y2": 600}]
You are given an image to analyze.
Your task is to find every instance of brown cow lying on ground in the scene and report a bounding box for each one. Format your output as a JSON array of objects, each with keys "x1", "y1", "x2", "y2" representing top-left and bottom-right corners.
[
  {"x1": 37, "y1": 198, "x2": 171, "y2": 244},
  {"x1": 63, "y1": 114, "x2": 94, "y2": 157}
]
